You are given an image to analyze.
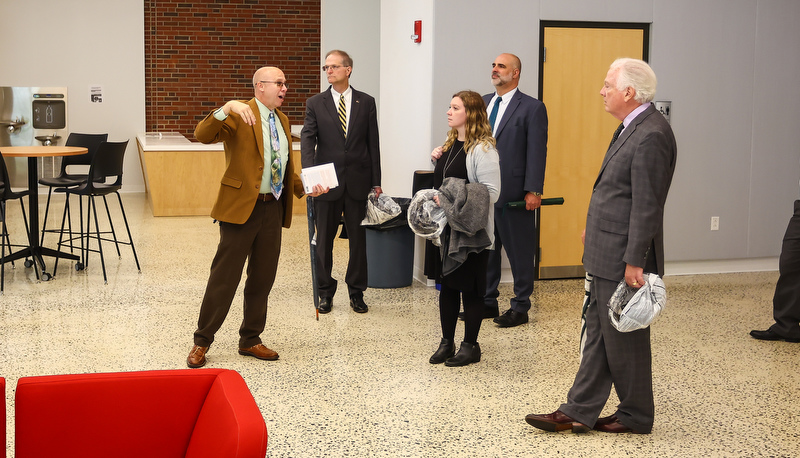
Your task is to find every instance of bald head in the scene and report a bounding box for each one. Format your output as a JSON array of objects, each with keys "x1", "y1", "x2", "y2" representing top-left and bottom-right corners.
[
  {"x1": 491, "y1": 53, "x2": 522, "y2": 95},
  {"x1": 252, "y1": 66, "x2": 287, "y2": 110},
  {"x1": 253, "y1": 66, "x2": 281, "y2": 87}
]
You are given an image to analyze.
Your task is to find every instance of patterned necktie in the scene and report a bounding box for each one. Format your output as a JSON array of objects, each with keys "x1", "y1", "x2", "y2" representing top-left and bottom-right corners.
[
  {"x1": 338, "y1": 94, "x2": 347, "y2": 137},
  {"x1": 608, "y1": 123, "x2": 624, "y2": 150},
  {"x1": 489, "y1": 96, "x2": 502, "y2": 132},
  {"x1": 268, "y1": 112, "x2": 282, "y2": 198}
]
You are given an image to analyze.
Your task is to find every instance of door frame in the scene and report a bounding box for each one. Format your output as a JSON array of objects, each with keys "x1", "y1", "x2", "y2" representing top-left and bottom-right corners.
[
  {"x1": 537, "y1": 21, "x2": 650, "y2": 97},
  {"x1": 533, "y1": 21, "x2": 650, "y2": 280}
]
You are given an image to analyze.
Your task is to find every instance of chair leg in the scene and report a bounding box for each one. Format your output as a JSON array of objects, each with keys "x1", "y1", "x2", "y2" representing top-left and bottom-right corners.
[
  {"x1": 79, "y1": 195, "x2": 88, "y2": 270},
  {"x1": 1, "y1": 205, "x2": 7, "y2": 295},
  {"x1": 102, "y1": 195, "x2": 122, "y2": 258},
  {"x1": 115, "y1": 191, "x2": 140, "y2": 271},
  {"x1": 39, "y1": 187, "x2": 53, "y2": 247},
  {"x1": 89, "y1": 195, "x2": 108, "y2": 284},
  {"x1": 65, "y1": 193, "x2": 75, "y2": 254},
  {"x1": 53, "y1": 192, "x2": 73, "y2": 277}
]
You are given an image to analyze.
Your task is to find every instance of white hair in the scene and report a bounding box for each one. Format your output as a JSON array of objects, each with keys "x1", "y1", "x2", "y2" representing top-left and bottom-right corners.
[{"x1": 610, "y1": 58, "x2": 657, "y2": 104}]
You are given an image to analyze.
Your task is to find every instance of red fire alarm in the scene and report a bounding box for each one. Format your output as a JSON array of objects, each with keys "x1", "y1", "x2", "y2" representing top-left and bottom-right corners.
[{"x1": 412, "y1": 20, "x2": 422, "y2": 43}]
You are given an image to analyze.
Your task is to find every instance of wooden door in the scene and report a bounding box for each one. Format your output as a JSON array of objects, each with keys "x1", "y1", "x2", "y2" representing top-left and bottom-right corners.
[{"x1": 538, "y1": 24, "x2": 647, "y2": 279}]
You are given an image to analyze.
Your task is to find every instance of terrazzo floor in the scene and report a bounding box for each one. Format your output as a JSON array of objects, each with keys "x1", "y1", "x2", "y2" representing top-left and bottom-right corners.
[{"x1": 1, "y1": 193, "x2": 799, "y2": 457}]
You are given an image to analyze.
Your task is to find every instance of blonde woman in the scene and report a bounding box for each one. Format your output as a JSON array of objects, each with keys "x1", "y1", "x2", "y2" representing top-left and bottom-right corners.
[{"x1": 427, "y1": 90, "x2": 500, "y2": 366}]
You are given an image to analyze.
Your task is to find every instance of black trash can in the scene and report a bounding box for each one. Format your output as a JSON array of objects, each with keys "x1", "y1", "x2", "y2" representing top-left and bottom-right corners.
[{"x1": 365, "y1": 197, "x2": 413, "y2": 288}]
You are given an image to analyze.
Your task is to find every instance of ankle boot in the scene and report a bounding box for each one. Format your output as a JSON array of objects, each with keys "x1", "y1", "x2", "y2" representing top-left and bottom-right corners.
[
  {"x1": 445, "y1": 341, "x2": 481, "y2": 367},
  {"x1": 429, "y1": 338, "x2": 455, "y2": 364}
]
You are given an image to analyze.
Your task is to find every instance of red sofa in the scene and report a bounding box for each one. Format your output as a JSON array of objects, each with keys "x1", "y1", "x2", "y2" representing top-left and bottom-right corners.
[{"x1": 14, "y1": 369, "x2": 266, "y2": 457}]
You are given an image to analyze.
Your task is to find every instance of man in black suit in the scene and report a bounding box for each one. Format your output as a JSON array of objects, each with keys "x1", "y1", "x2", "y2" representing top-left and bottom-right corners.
[
  {"x1": 750, "y1": 193, "x2": 800, "y2": 343},
  {"x1": 525, "y1": 58, "x2": 676, "y2": 434},
  {"x1": 482, "y1": 53, "x2": 548, "y2": 328},
  {"x1": 301, "y1": 50, "x2": 382, "y2": 314}
]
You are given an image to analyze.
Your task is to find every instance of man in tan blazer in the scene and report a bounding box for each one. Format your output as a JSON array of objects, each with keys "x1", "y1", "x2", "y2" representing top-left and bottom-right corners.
[{"x1": 187, "y1": 66, "x2": 323, "y2": 368}]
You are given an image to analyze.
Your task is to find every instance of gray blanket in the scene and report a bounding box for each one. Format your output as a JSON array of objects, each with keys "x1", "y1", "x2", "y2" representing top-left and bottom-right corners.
[{"x1": 437, "y1": 177, "x2": 491, "y2": 276}]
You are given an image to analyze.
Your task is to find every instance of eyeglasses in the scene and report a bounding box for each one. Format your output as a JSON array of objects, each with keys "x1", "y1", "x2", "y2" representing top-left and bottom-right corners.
[
  {"x1": 322, "y1": 65, "x2": 348, "y2": 72},
  {"x1": 259, "y1": 80, "x2": 289, "y2": 89}
]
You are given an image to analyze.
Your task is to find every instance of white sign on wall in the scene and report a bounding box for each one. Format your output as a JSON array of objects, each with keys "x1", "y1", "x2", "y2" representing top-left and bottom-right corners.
[{"x1": 90, "y1": 85, "x2": 103, "y2": 103}]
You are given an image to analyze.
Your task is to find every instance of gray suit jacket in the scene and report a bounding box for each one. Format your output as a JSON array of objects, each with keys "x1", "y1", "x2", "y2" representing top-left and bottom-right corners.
[
  {"x1": 483, "y1": 90, "x2": 547, "y2": 206},
  {"x1": 582, "y1": 104, "x2": 677, "y2": 281},
  {"x1": 300, "y1": 86, "x2": 381, "y2": 202}
]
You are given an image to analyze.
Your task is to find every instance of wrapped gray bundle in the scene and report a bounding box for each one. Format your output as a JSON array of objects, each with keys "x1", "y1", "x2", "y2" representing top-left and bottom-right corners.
[
  {"x1": 607, "y1": 273, "x2": 667, "y2": 332},
  {"x1": 361, "y1": 190, "x2": 401, "y2": 226},
  {"x1": 407, "y1": 188, "x2": 446, "y2": 246}
]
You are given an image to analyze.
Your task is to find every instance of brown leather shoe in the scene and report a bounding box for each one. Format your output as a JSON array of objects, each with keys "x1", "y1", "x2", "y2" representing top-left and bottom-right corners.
[
  {"x1": 525, "y1": 410, "x2": 590, "y2": 433},
  {"x1": 594, "y1": 414, "x2": 646, "y2": 434},
  {"x1": 238, "y1": 343, "x2": 279, "y2": 361},
  {"x1": 187, "y1": 345, "x2": 209, "y2": 368}
]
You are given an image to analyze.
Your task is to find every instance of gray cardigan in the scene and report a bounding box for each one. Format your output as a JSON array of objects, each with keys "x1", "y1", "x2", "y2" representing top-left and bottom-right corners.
[
  {"x1": 433, "y1": 142, "x2": 501, "y2": 245},
  {"x1": 432, "y1": 140, "x2": 501, "y2": 275},
  {"x1": 462, "y1": 142, "x2": 501, "y2": 247}
]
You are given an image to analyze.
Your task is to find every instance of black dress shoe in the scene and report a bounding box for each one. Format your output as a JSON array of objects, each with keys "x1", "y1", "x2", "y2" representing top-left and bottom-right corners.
[
  {"x1": 493, "y1": 309, "x2": 528, "y2": 328},
  {"x1": 318, "y1": 297, "x2": 332, "y2": 314},
  {"x1": 525, "y1": 410, "x2": 590, "y2": 433},
  {"x1": 445, "y1": 341, "x2": 481, "y2": 367},
  {"x1": 750, "y1": 329, "x2": 800, "y2": 342},
  {"x1": 458, "y1": 307, "x2": 500, "y2": 321},
  {"x1": 350, "y1": 295, "x2": 368, "y2": 313},
  {"x1": 429, "y1": 338, "x2": 455, "y2": 364}
]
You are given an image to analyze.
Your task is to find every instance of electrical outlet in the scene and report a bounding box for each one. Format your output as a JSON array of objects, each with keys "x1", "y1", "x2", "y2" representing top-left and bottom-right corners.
[{"x1": 711, "y1": 216, "x2": 719, "y2": 231}]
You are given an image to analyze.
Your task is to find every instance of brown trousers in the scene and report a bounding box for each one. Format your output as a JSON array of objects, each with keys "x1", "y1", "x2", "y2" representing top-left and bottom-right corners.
[{"x1": 194, "y1": 198, "x2": 283, "y2": 348}]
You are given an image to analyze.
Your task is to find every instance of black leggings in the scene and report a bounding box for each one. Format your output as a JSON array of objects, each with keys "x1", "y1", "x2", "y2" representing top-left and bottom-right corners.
[{"x1": 439, "y1": 284, "x2": 484, "y2": 344}]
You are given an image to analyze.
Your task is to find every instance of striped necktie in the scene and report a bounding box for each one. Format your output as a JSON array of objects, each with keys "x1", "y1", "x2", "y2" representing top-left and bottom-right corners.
[{"x1": 338, "y1": 94, "x2": 347, "y2": 137}]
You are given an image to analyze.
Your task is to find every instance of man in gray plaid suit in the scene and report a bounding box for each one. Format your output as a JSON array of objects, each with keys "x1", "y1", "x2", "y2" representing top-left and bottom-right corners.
[{"x1": 525, "y1": 58, "x2": 676, "y2": 435}]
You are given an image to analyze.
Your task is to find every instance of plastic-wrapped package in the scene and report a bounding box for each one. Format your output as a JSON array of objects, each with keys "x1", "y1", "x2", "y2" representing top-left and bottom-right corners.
[
  {"x1": 607, "y1": 273, "x2": 667, "y2": 332},
  {"x1": 361, "y1": 190, "x2": 402, "y2": 226},
  {"x1": 407, "y1": 188, "x2": 446, "y2": 246}
]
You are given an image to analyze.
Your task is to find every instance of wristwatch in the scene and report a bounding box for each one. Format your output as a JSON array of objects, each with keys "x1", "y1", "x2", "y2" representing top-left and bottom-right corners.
[{"x1": 531, "y1": 192, "x2": 542, "y2": 197}]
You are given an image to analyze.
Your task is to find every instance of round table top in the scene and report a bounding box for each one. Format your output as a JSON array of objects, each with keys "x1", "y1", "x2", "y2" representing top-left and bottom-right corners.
[{"x1": 0, "y1": 145, "x2": 88, "y2": 157}]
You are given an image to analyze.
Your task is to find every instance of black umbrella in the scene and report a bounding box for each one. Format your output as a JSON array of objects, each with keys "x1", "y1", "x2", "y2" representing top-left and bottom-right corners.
[{"x1": 307, "y1": 196, "x2": 319, "y2": 320}]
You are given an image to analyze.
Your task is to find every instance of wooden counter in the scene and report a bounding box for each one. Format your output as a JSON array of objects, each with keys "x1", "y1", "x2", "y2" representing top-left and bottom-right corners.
[
  {"x1": 137, "y1": 133, "x2": 225, "y2": 216},
  {"x1": 137, "y1": 132, "x2": 305, "y2": 217}
]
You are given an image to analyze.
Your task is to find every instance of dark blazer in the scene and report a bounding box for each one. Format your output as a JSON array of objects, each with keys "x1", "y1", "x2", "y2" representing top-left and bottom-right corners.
[
  {"x1": 483, "y1": 90, "x2": 548, "y2": 206},
  {"x1": 194, "y1": 99, "x2": 304, "y2": 226},
  {"x1": 300, "y1": 87, "x2": 381, "y2": 201},
  {"x1": 582, "y1": 104, "x2": 677, "y2": 281}
]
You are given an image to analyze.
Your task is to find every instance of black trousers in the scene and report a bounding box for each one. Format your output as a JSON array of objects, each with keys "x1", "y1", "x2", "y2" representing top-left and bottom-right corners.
[
  {"x1": 313, "y1": 193, "x2": 368, "y2": 298},
  {"x1": 770, "y1": 199, "x2": 800, "y2": 339},
  {"x1": 194, "y1": 198, "x2": 283, "y2": 348},
  {"x1": 485, "y1": 208, "x2": 537, "y2": 313}
]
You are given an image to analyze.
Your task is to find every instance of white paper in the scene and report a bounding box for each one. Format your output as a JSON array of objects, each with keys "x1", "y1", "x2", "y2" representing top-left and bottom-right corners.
[{"x1": 301, "y1": 162, "x2": 339, "y2": 194}]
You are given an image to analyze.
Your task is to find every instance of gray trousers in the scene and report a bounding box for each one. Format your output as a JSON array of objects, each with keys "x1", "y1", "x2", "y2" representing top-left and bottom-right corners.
[{"x1": 559, "y1": 275, "x2": 654, "y2": 433}]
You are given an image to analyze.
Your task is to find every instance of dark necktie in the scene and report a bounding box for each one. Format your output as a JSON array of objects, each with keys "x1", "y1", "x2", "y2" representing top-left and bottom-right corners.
[
  {"x1": 608, "y1": 123, "x2": 624, "y2": 150},
  {"x1": 489, "y1": 96, "x2": 502, "y2": 132}
]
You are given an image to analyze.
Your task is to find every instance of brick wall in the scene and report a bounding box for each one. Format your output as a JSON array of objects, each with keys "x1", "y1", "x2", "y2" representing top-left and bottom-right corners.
[{"x1": 144, "y1": 0, "x2": 321, "y2": 139}]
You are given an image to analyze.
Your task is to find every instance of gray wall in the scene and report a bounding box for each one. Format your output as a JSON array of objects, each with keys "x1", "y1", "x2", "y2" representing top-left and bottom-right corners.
[
  {"x1": 2, "y1": 0, "x2": 797, "y2": 275},
  {"x1": 0, "y1": 0, "x2": 146, "y2": 191},
  {"x1": 408, "y1": 0, "x2": 799, "y2": 274},
  {"x1": 320, "y1": 0, "x2": 381, "y2": 99}
]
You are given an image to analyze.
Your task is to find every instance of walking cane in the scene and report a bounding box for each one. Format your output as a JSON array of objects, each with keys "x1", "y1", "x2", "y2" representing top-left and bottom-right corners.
[{"x1": 306, "y1": 196, "x2": 320, "y2": 320}]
